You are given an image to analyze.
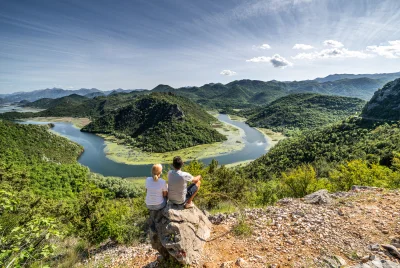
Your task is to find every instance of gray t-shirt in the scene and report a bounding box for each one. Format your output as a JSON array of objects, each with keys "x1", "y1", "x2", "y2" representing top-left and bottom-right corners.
[{"x1": 167, "y1": 170, "x2": 193, "y2": 204}]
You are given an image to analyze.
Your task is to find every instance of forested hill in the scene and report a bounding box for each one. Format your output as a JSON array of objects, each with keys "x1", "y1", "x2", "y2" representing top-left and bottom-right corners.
[
  {"x1": 82, "y1": 92, "x2": 226, "y2": 152},
  {"x1": 362, "y1": 78, "x2": 400, "y2": 120},
  {"x1": 25, "y1": 94, "x2": 88, "y2": 109},
  {"x1": 244, "y1": 93, "x2": 366, "y2": 134}
]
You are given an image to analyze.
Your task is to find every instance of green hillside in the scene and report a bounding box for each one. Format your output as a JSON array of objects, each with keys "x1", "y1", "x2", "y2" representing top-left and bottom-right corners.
[
  {"x1": 362, "y1": 78, "x2": 400, "y2": 120},
  {"x1": 25, "y1": 94, "x2": 88, "y2": 109},
  {"x1": 245, "y1": 93, "x2": 366, "y2": 134},
  {"x1": 244, "y1": 117, "x2": 400, "y2": 180},
  {"x1": 0, "y1": 120, "x2": 145, "y2": 267},
  {"x1": 82, "y1": 92, "x2": 226, "y2": 152}
]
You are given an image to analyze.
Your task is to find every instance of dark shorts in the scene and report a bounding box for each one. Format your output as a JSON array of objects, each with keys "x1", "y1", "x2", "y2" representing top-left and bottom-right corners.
[{"x1": 185, "y1": 183, "x2": 198, "y2": 202}]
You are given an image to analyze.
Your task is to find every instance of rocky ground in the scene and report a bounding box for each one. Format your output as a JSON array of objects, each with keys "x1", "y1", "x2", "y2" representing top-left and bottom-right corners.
[{"x1": 80, "y1": 188, "x2": 400, "y2": 267}]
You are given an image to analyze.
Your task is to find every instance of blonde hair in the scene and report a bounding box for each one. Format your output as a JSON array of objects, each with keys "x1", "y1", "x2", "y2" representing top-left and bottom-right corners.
[{"x1": 152, "y1": 164, "x2": 163, "y2": 181}]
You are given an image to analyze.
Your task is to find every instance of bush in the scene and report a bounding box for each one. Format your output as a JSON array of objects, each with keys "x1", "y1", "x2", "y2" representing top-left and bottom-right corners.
[
  {"x1": 280, "y1": 165, "x2": 320, "y2": 198},
  {"x1": 329, "y1": 160, "x2": 393, "y2": 191}
]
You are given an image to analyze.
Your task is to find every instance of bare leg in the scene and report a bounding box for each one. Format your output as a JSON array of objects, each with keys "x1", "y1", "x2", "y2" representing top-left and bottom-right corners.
[{"x1": 185, "y1": 181, "x2": 201, "y2": 208}]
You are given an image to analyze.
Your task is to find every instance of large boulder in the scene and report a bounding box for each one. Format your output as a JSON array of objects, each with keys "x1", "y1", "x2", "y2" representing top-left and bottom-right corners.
[
  {"x1": 304, "y1": 189, "x2": 332, "y2": 205},
  {"x1": 148, "y1": 202, "x2": 212, "y2": 265}
]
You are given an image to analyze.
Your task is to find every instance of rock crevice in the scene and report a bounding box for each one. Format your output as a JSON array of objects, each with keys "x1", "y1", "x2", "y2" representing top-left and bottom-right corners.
[{"x1": 148, "y1": 202, "x2": 212, "y2": 265}]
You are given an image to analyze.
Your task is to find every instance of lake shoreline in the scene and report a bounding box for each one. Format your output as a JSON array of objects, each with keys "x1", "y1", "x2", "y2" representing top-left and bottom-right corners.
[
  {"x1": 20, "y1": 115, "x2": 282, "y2": 168},
  {"x1": 101, "y1": 116, "x2": 247, "y2": 165},
  {"x1": 255, "y1": 127, "x2": 286, "y2": 150},
  {"x1": 17, "y1": 114, "x2": 271, "y2": 177},
  {"x1": 23, "y1": 117, "x2": 91, "y2": 129}
]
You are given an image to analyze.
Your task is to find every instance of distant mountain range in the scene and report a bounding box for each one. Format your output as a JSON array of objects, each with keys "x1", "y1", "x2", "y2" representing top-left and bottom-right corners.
[
  {"x1": 0, "y1": 88, "x2": 145, "y2": 103},
  {"x1": 314, "y1": 72, "x2": 400, "y2": 83},
  {"x1": 152, "y1": 76, "x2": 392, "y2": 109},
  {"x1": 0, "y1": 71, "x2": 399, "y2": 109}
]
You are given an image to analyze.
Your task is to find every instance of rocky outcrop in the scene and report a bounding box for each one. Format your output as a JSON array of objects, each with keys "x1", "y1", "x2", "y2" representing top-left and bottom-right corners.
[
  {"x1": 148, "y1": 202, "x2": 212, "y2": 265},
  {"x1": 362, "y1": 78, "x2": 400, "y2": 120}
]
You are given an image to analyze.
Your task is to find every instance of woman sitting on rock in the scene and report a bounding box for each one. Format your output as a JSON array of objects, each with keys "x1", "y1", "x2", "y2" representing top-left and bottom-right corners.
[{"x1": 145, "y1": 164, "x2": 168, "y2": 210}]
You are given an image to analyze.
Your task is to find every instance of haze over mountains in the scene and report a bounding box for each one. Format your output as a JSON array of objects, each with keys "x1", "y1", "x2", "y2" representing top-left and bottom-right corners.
[
  {"x1": 1, "y1": 72, "x2": 399, "y2": 105},
  {"x1": 314, "y1": 71, "x2": 400, "y2": 83},
  {"x1": 0, "y1": 88, "x2": 145, "y2": 102}
]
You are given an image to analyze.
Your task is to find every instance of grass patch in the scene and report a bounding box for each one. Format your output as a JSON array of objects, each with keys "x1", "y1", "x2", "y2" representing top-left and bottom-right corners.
[
  {"x1": 232, "y1": 216, "x2": 253, "y2": 237},
  {"x1": 209, "y1": 201, "x2": 238, "y2": 215}
]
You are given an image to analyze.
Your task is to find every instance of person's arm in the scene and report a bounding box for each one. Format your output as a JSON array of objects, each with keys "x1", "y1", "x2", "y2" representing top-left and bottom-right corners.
[
  {"x1": 162, "y1": 182, "x2": 168, "y2": 197},
  {"x1": 192, "y1": 175, "x2": 202, "y2": 183}
]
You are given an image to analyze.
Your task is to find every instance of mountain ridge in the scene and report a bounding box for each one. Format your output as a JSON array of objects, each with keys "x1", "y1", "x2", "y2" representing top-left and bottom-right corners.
[
  {"x1": 2, "y1": 71, "x2": 400, "y2": 106},
  {"x1": 315, "y1": 71, "x2": 400, "y2": 83}
]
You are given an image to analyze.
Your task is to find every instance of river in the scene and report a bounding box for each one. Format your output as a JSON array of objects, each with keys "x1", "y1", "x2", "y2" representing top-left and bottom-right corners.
[
  {"x1": 2, "y1": 103, "x2": 268, "y2": 177},
  {"x1": 20, "y1": 114, "x2": 267, "y2": 177}
]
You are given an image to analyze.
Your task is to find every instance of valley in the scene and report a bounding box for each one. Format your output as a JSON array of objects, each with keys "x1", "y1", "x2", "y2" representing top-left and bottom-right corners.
[
  {"x1": 12, "y1": 113, "x2": 268, "y2": 177},
  {"x1": 1, "y1": 74, "x2": 400, "y2": 267}
]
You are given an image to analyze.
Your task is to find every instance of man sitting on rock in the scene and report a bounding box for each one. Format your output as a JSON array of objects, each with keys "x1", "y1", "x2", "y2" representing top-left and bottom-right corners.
[{"x1": 168, "y1": 156, "x2": 202, "y2": 209}]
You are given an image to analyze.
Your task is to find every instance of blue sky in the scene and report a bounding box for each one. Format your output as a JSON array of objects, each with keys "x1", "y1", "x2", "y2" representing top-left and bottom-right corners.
[{"x1": 1, "y1": 0, "x2": 400, "y2": 93}]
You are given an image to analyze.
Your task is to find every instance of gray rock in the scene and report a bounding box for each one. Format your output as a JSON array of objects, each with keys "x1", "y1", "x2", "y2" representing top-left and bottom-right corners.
[
  {"x1": 277, "y1": 198, "x2": 293, "y2": 205},
  {"x1": 392, "y1": 238, "x2": 400, "y2": 249},
  {"x1": 370, "y1": 244, "x2": 381, "y2": 251},
  {"x1": 334, "y1": 255, "x2": 348, "y2": 265},
  {"x1": 323, "y1": 255, "x2": 347, "y2": 267},
  {"x1": 351, "y1": 185, "x2": 380, "y2": 191},
  {"x1": 350, "y1": 257, "x2": 400, "y2": 267},
  {"x1": 381, "y1": 244, "x2": 400, "y2": 260},
  {"x1": 148, "y1": 202, "x2": 212, "y2": 265},
  {"x1": 209, "y1": 213, "x2": 226, "y2": 225},
  {"x1": 304, "y1": 190, "x2": 332, "y2": 205},
  {"x1": 235, "y1": 257, "x2": 248, "y2": 267}
]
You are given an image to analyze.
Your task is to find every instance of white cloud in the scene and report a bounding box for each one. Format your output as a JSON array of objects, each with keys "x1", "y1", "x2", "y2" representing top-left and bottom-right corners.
[
  {"x1": 323, "y1": 40, "x2": 344, "y2": 48},
  {"x1": 293, "y1": 44, "x2": 314, "y2": 50},
  {"x1": 366, "y1": 40, "x2": 400, "y2": 58},
  {"x1": 259, "y1": 43, "x2": 271, "y2": 49},
  {"x1": 246, "y1": 54, "x2": 293, "y2": 68},
  {"x1": 252, "y1": 43, "x2": 271, "y2": 50},
  {"x1": 292, "y1": 48, "x2": 373, "y2": 60},
  {"x1": 220, "y1": 69, "x2": 237, "y2": 76}
]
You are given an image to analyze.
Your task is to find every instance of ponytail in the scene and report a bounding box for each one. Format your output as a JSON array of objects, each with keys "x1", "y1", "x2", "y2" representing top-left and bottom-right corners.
[{"x1": 151, "y1": 164, "x2": 162, "y2": 181}]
